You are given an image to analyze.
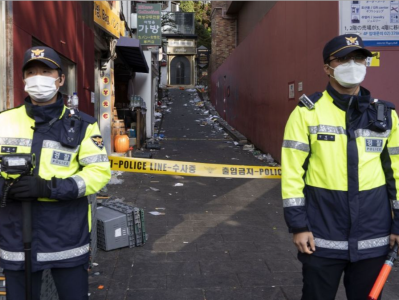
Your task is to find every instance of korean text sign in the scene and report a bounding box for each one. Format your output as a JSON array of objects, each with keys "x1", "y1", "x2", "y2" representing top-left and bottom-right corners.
[
  {"x1": 137, "y1": 4, "x2": 161, "y2": 46},
  {"x1": 339, "y1": 1, "x2": 399, "y2": 46}
]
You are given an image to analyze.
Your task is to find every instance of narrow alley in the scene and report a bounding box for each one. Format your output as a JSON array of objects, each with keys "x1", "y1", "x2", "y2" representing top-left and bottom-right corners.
[{"x1": 86, "y1": 89, "x2": 399, "y2": 300}]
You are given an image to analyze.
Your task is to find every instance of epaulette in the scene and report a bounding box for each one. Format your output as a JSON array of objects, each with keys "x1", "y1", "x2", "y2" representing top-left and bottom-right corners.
[
  {"x1": 298, "y1": 92, "x2": 323, "y2": 110},
  {"x1": 371, "y1": 99, "x2": 395, "y2": 110},
  {"x1": 66, "y1": 109, "x2": 97, "y2": 124},
  {"x1": 79, "y1": 112, "x2": 97, "y2": 124}
]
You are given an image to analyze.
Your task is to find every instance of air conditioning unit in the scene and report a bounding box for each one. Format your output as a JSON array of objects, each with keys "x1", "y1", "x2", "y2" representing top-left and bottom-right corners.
[{"x1": 130, "y1": 13, "x2": 137, "y2": 29}]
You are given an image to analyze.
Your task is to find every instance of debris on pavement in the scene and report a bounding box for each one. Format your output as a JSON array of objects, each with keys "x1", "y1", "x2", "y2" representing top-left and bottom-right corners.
[
  {"x1": 149, "y1": 211, "x2": 165, "y2": 216},
  {"x1": 108, "y1": 171, "x2": 124, "y2": 185},
  {"x1": 243, "y1": 144, "x2": 255, "y2": 151}
]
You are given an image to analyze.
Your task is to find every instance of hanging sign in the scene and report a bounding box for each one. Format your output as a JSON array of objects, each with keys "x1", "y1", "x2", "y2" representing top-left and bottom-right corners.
[
  {"x1": 137, "y1": 3, "x2": 162, "y2": 46},
  {"x1": 197, "y1": 46, "x2": 209, "y2": 68},
  {"x1": 94, "y1": 1, "x2": 122, "y2": 38}
]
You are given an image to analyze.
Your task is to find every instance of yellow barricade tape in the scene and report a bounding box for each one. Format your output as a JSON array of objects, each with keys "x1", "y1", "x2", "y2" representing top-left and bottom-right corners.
[{"x1": 109, "y1": 156, "x2": 281, "y2": 179}]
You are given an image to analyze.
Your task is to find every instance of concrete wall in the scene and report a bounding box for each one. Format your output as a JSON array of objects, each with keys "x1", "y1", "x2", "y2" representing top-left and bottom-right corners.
[
  {"x1": 211, "y1": 1, "x2": 399, "y2": 163},
  {"x1": 211, "y1": 1, "x2": 338, "y2": 162},
  {"x1": 237, "y1": 1, "x2": 275, "y2": 45}
]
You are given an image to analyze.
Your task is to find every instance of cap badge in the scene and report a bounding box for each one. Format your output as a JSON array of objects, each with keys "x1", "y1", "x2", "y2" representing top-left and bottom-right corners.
[
  {"x1": 345, "y1": 36, "x2": 359, "y2": 46},
  {"x1": 31, "y1": 49, "x2": 45, "y2": 58}
]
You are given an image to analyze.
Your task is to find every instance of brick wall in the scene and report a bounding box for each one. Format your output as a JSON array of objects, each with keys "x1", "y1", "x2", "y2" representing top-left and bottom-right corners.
[{"x1": 210, "y1": 1, "x2": 236, "y2": 75}]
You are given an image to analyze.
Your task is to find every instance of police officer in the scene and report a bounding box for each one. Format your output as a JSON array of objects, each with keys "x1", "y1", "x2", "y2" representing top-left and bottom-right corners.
[
  {"x1": 0, "y1": 46, "x2": 111, "y2": 299},
  {"x1": 282, "y1": 34, "x2": 399, "y2": 300}
]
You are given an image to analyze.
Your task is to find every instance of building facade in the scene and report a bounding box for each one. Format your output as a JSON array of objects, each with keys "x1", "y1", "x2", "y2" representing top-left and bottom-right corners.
[
  {"x1": 2, "y1": 1, "x2": 152, "y2": 155},
  {"x1": 162, "y1": 12, "x2": 197, "y2": 87},
  {"x1": 210, "y1": 1, "x2": 399, "y2": 162}
]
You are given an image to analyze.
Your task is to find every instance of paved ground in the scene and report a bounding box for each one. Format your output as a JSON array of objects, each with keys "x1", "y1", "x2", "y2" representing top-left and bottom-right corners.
[{"x1": 88, "y1": 89, "x2": 399, "y2": 300}]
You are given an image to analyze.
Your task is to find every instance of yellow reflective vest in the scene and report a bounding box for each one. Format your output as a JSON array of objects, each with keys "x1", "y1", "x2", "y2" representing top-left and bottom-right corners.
[
  {"x1": 282, "y1": 84, "x2": 399, "y2": 262},
  {"x1": 0, "y1": 95, "x2": 111, "y2": 271}
]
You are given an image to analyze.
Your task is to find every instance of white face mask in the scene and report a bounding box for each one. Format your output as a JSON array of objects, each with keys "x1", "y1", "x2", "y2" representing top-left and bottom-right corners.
[
  {"x1": 329, "y1": 60, "x2": 367, "y2": 88},
  {"x1": 24, "y1": 75, "x2": 59, "y2": 102}
]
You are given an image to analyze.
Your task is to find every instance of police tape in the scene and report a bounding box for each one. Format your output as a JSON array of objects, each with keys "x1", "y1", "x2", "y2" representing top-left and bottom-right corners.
[{"x1": 108, "y1": 156, "x2": 281, "y2": 179}]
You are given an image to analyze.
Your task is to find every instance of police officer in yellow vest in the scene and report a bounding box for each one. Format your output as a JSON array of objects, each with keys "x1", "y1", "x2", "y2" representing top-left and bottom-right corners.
[
  {"x1": 282, "y1": 34, "x2": 399, "y2": 300},
  {"x1": 0, "y1": 46, "x2": 111, "y2": 299}
]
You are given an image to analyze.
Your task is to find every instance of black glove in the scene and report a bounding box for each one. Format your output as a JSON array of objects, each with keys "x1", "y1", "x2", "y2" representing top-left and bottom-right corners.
[{"x1": 8, "y1": 176, "x2": 51, "y2": 200}]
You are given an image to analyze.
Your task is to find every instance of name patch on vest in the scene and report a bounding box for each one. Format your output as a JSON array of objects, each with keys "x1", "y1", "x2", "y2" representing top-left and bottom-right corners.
[
  {"x1": 365, "y1": 139, "x2": 383, "y2": 152},
  {"x1": 51, "y1": 151, "x2": 71, "y2": 167},
  {"x1": 317, "y1": 134, "x2": 335, "y2": 141},
  {"x1": 1, "y1": 146, "x2": 17, "y2": 153}
]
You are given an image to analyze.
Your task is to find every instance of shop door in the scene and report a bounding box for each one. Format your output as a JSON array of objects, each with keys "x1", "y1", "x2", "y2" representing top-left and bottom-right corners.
[{"x1": 170, "y1": 56, "x2": 190, "y2": 85}]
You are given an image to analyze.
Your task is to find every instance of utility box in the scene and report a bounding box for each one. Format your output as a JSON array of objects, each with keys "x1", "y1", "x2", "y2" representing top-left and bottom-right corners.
[{"x1": 96, "y1": 207, "x2": 130, "y2": 251}]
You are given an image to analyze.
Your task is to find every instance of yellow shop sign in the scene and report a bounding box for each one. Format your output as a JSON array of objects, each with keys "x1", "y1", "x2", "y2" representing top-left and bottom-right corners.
[{"x1": 94, "y1": 1, "x2": 122, "y2": 38}]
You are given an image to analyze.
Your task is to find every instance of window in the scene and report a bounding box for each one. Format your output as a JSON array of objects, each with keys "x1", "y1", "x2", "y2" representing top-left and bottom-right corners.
[
  {"x1": 31, "y1": 38, "x2": 76, "y2": 97},
  {"x1": 170, "y1": 2, "x2": 177, "y2": 12}
]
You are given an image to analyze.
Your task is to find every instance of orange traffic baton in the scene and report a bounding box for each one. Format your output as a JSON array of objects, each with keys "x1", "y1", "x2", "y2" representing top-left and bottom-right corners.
[{"x1": 368, "y1": 243, "x2": 398, "y2": 300}]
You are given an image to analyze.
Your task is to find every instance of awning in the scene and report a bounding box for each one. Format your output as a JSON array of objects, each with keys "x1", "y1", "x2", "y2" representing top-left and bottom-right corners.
[{"x1": 116, "y1": 37, "x2": 149, "y2": 73}]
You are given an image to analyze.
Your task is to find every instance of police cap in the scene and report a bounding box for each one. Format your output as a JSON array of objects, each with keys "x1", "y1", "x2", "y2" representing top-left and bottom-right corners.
[
  {"x1": 22, "y1": 46, "x2": 63, "y2": 72},
  {"x1": 323, "y1": 34, "x2": 373, "y2": 62}
]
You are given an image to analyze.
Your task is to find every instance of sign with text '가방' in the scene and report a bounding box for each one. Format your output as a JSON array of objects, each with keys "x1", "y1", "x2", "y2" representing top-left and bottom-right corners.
[{"x1": 137, "y1": 3, "x2": 161, "y2": 46}]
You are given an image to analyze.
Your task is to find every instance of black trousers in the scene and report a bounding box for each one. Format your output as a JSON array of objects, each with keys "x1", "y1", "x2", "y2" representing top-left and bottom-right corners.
[
  {"x1": 298, "y1": 253, "x2": 386, "y2": 300},
  {"x1": 4, "y1": 264, "x2": 89, "y2": 300}
]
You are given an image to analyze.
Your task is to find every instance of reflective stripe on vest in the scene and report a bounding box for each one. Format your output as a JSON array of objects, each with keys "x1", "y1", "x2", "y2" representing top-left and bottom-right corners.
[
  {"x1": 282, "y1": 140, "x2": 309, "y2": 152},
  {"x1": 71, "y1": 175, "x2": 86, "y2": 198},
  {"x1": 0, "y1": 137, "x2": 32, "y2": 147},
  {"x1": 355, "y1": 129, "x2": 391, "y2": 138},
  {"x1": 0, "y1": 249, "x2": 25, "y2": 261},
  {"x1": 392, "y1": 200, "x2": 399, "y2": 209},
  {"x1": 315, "y1": 236, "x2": 390, "y2": 250},
  {"x1": 42, "y1": 140, "x2": 80, "y2": 153},
  {"x1": 0, "y1": 244, "x2": 89, "y2": 262},
  {"x1": 308, "y1": 125, "x2": 346, "y2": 135},
  {"x1": 80, "y1": 154, "x2": 109, "y2": 166},
  {"x1": 283, "y1": 197, "x2": 305, "y2": 207},
  {"x1": 37, "y1": 244, "x2": 89, "y2": 262}
]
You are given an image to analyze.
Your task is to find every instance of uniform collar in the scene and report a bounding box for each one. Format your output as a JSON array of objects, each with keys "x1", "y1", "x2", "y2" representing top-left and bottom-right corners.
[
  {"x1": 326, "y1": 83, "x2": 372, "y2": 114},
  {"x1": 24, "y1": 93, "x2": 65, "y2": 123}
]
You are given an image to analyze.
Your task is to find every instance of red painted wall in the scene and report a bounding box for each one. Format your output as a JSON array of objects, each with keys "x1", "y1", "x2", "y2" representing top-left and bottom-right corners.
[
  {"x1": 13, "y1": 1, "x2": 94, "y2": 115},
  {"x1": 211, "y1": 1, "x2": 399, "y2": 163}
]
